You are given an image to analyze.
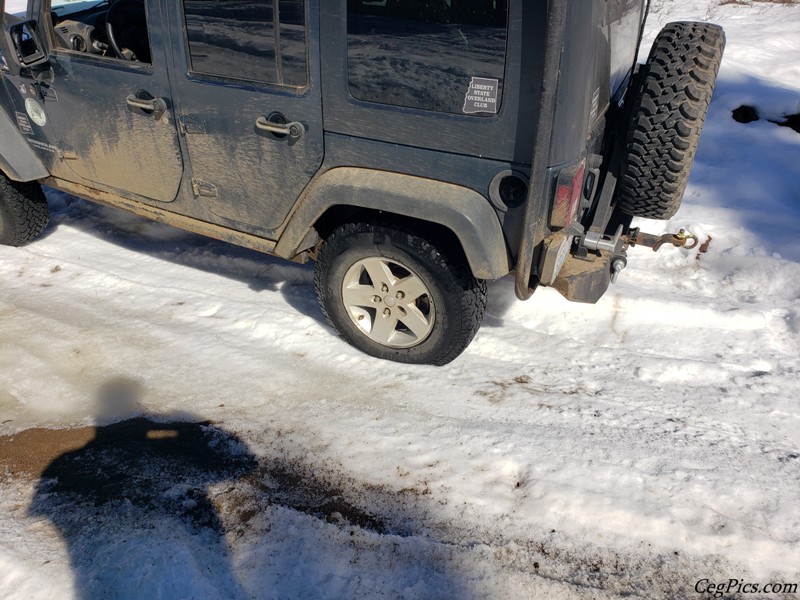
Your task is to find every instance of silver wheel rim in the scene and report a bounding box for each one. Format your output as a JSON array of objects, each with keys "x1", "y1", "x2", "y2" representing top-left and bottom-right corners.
[{"x1": 341, "y1": 256, "x2": 435, "y2": 348}]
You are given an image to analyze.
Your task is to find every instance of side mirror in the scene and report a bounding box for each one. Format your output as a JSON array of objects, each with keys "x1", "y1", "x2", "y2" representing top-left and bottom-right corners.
[{"x1": 3, "y1": 19, "x2": 48, "y2": 74}]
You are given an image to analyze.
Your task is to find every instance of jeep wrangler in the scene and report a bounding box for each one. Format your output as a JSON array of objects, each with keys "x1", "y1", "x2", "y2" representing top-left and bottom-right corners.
[{"x1": 0, "y1": 0, "x2": 724, "y2": 365}]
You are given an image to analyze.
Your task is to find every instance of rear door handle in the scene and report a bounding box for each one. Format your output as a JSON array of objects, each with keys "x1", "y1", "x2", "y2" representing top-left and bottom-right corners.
[
  {"x1": 255, "y1": 116, "x2": 305, "y2": 140},
  {"x1": 126, "y1": 94, "x2": 167, "y2": 120}
]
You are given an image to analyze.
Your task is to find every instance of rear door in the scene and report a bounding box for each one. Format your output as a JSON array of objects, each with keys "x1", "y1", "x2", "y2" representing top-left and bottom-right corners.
[{"x1": 165, "y1": 0, "x2": 322, "y2": 235}]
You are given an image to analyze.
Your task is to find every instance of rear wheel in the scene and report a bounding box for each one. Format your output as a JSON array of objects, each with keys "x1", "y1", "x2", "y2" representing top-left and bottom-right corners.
[
  {"x1": 617, "y1": 22, "x2": 725, "y2": 220},
  {"x1": 315, "y1": 222, "x2": 487, "y2": 366},
  {"x1": 0, "y1": 174, "x2": 49, "y2": 246}
]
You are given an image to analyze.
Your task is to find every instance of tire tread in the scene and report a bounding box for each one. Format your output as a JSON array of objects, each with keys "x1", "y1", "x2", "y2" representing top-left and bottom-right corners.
[
  {"x1": 617, "y1": 22, "x2": 725, "y2": 219},
  {"x1": 0, "y1": 174, "x2": 49, "y2": 246},
  {"x1": 315, "y1": 222, "x2": 487, "y2": 366}
]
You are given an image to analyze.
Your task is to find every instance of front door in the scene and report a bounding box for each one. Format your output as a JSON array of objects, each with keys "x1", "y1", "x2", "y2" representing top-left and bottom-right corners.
[
  {"x1": 37, "y1": 0, "x2": 184, "y2": 202},
  {"x1": 165, "y1": 0, "x2": 323, "y2": 235}
]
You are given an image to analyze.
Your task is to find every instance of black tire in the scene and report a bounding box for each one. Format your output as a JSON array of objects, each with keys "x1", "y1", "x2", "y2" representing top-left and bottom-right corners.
[
  {"x1": 617, "y1": 22, "x2": 725, "y2": 220},
  {"x1": 315, "y1": 222, "x2": 487, "y2": 366},
  {"x1": 0, "y1": 173, "x2": 49, "y2": 246}
]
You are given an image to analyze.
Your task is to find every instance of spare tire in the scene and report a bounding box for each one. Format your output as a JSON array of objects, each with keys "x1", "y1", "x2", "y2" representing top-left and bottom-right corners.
[{"x1": 617, "y1": 22, "x2": 725, "y2": 220}]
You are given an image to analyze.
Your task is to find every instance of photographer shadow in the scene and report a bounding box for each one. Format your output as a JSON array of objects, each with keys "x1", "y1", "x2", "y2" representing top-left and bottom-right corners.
[{"x1": 28, "y1": 378, "x2": 258, "y2": 599}]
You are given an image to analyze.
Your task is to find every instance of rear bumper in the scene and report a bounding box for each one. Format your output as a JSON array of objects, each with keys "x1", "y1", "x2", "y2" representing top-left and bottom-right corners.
[{"x1": 551, "y1": 250, "x2": 613, "y2": 304}]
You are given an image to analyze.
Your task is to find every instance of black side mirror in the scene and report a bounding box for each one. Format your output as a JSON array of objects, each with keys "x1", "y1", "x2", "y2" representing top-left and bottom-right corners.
[{"x1": 3, "y1": 19, "x2": 48, "y2": 73}]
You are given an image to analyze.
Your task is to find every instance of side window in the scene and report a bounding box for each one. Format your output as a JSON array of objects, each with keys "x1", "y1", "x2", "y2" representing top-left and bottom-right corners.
[
  {"x1": 347, "y1": 0, "x2": 508, "y2": 116},
  {"x1": 50, "y1": 0, "x2": 153, "y2": 64},
  {"x1": 182, "y1": 0, "x2": 307, "y2": 87}
]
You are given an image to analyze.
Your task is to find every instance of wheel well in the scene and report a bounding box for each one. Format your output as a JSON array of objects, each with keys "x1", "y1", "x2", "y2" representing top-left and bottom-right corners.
[
  {"x1": 274, "y1": 167, "x2": 511, "y2": 279},
  {"x1": 313, "y1": 205, "x2": 469, "y2": 266}
]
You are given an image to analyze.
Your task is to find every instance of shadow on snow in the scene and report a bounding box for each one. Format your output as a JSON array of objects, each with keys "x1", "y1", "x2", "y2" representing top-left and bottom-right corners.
[{"x1": 6, "y1": 378, "x2": 465, "y2": 599}]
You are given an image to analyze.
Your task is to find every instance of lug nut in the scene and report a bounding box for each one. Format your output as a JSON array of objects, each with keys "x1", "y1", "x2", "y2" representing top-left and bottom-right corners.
[
  {"x1": 372, "y1": 295, "x2": 381, "y2": 303},
  {"x1": 383, "y1": 308, "x2": 391, "y2": 317},
  {"x1": 381, "y1": 284, "x2": 389, "y2": 293},
  {"x1": 396, "y1": 291, "x2": 405, "y2": 300}
]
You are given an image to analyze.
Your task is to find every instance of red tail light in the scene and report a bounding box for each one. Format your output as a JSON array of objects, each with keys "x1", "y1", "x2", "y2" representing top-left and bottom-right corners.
[{"x1": 550, "y1": 160, "x2": 586, "y2": 229}]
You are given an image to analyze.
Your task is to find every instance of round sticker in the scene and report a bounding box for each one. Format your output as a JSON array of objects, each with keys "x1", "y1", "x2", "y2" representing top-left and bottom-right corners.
[{"x1": 25, "y1": 97, "x2": 47, "y2": 127}]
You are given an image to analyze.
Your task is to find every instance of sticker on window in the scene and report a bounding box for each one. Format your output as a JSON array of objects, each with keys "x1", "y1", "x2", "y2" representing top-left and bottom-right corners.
[{"x1": 463, "y1": 77, "x2": 499, "y2": 115}]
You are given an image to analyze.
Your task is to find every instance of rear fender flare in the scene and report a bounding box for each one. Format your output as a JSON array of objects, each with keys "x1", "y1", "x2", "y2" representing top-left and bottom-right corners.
[{"x1": 275, "y1": 167, "x2": 511, "y2": 280}]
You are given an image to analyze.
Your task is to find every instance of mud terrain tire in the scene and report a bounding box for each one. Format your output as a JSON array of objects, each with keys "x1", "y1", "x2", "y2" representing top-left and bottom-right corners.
[
  {"x1": 315, "y1": 222, "x2": 487, "y2": 366},
  {"x1": 617, "y1": 22, "x2": 725, "y2": 219},
  {"x1": 0, "y1": 174, "x2": 49, "y2": 246}
]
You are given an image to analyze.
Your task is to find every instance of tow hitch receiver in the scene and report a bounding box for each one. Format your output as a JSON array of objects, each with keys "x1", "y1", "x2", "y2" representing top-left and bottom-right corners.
[
  {"x1": 549, "y1": 227, "x2": 700, "y2": 304},
  {"x1": 626, "y1": 228, "x2": 699, "y2": 252}
]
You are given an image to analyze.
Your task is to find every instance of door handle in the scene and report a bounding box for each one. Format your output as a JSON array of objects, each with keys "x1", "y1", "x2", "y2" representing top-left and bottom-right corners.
[
  {"x1": 126, "y1": 94, "x2": 167, "y2": 120},
  {"x1": 255, "y1": 116, "x2": 305, "y2": 140}
]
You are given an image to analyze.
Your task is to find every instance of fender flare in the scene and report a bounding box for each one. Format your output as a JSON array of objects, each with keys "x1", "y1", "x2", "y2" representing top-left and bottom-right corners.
[
  {"x1": 0, "y1": 109, "x2": 49, "y2": 182},
  {"x1": 275, "y1": 167, "x2": 511, "y2": 280}
]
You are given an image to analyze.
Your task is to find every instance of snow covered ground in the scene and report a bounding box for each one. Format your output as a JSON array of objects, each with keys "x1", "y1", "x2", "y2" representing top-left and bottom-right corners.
[{"x1": 1, "y1": 1, "x2": 799, "y2": 598}]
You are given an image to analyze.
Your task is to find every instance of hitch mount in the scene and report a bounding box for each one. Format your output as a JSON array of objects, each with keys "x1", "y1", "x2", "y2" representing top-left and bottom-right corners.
[{"x1": 625, "y1": 228, "x2": 699, "y2": 252}]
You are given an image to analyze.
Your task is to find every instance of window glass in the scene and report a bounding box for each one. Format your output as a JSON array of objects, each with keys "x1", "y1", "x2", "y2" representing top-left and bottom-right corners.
[
  {"x1": 50, "y1": 0, "x2": 152, "y2": 64},
  {"x1": 347, "y1": 0, "x2": 508, "y2": 115},
  {"x1": 276, "y1": 0, "x2": 307, "y2": 86},
  {"x1": 183, "y1": 0, "x2": 307, "y2": 86}
]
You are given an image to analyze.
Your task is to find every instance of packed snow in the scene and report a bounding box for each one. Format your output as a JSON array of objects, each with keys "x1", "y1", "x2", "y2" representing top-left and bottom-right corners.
[{"x1": 1, "y1": 1, "x2": 799, "y2": 598}]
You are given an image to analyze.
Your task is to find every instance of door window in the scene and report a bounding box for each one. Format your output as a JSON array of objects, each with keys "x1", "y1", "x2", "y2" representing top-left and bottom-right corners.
[
  {"x1": 182, "y1": 0, "x2": 307, "y2": 87},
  {"x1": 347, "y1": 0, "x2": 508, "y2": 115},
  {"x1": 50, "y1": 0, "x2": 153, "y2": 64}
]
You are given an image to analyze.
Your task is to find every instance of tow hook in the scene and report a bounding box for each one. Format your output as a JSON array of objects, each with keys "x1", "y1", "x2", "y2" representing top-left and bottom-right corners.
[
  {"x1": 625, "y1": 228, "x2": 699, "y2": 252},
  {"x1": 577, "y1": 226, "x2": 699, "y2": 286}
]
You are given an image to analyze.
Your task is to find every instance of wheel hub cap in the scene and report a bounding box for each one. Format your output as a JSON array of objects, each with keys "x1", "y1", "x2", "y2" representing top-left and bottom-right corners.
[{"x1": 341, "y1": 256, "x2": 435, "y2": 348}]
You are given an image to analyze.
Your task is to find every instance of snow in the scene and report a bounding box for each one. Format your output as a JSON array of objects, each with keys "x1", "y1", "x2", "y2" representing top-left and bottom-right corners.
[{"x1": 2, "y1": 0, "x2": 800, "y2": 598}]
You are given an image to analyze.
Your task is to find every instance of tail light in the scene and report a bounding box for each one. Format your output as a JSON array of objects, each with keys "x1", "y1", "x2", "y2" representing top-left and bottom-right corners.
[{"x1": 550, "y1": 160, "x2": 586, "y2": 229}]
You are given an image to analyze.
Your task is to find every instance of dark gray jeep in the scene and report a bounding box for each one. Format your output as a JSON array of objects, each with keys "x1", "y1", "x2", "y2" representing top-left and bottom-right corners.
[{"x1": 0, "y1": 0, "x2": 724, "y2": 364}]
